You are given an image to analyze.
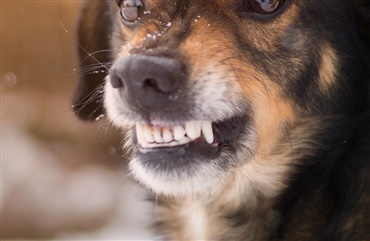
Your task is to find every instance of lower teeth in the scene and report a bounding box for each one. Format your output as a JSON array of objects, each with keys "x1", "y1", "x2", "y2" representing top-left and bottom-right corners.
[{"x1": 140, "y1": 137, "x2": 191, "y2": 149}]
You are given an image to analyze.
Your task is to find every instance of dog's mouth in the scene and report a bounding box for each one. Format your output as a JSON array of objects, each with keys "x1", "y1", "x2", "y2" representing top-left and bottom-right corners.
[
  {"x1": 127, "y1": 115, "x2": 249, "y2": 195},
  {"x1": 131, "y1": 115, "x2": 246, "y2": 157}
]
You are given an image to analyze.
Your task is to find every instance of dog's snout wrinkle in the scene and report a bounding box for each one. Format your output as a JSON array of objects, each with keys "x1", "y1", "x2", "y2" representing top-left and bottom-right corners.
[{"x1": 110, "y1": 55, "x2": 184, "y2": 111}]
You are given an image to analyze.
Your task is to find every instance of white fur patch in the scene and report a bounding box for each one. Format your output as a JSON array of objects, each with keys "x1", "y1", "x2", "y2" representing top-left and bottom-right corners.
[
  {"x1": 180, "y1": 199, "x2": 208, "y2": 240},
  {"x1": 104, "y1": 75, "x2": 142, "y2": 128},
  {"x1": 129, "y1": 156, "x2": 226, "y2": 196}
]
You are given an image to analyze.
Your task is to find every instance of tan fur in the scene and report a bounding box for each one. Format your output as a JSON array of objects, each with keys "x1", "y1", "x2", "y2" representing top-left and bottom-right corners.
[
  {"x1": 177, "y1": 11, "x2": 298, "y2": 157},
  {"x1": 238, "y1": 4, "x2": 299, "y2": 52},
  {"x1": 318, "y1": 45, "x2": 339, "y2": 93}
]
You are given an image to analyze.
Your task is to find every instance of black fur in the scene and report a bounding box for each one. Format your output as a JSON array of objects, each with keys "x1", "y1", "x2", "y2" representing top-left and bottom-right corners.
[
  {"x1": 72, "y1": 1, "x2": 115, "y2": 121},
  {"x1": 275, "y1": 115, "x2": 369, "y2": 240}
]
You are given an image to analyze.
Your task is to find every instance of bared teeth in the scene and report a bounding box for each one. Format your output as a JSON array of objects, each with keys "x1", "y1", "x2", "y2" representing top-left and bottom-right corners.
[
  {"x1": 178, "y1": 137, "x2": 191, "y2": 145},
  {"x1": 162, "y1": 128, "x2": 173, "y2": 143},
  {"x1": 153, "y1": 127, "x2": 164, "y2": 143},
  {"x1": 135, "y1": 121, "x2": 214, "y2": 149},
  {"x1": 136, "y1": 123, "x2": 145, "y2": 144},
  {"x1": 185, "y1": 121, "x2": 202, "y2": 140},
  {"x1": 173, "y1": 126, "x2": 186, "y2": 141},
  {"x1": 201, "y1": 121, "x2": 214, "y2": 144},
  {"x1": 143, "y1": 126, "x2": 155, "y2": 143}
]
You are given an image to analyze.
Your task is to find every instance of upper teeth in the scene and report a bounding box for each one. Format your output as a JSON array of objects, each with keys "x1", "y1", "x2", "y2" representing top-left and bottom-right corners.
[{"x1": 135, "y1": 121, "x2": 214, "y2": 149}]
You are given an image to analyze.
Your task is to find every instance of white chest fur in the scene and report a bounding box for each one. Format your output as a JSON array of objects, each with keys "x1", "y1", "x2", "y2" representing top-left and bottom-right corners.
[{"x1": 179, "y1": 199, "x2": 208, "y2": 240}]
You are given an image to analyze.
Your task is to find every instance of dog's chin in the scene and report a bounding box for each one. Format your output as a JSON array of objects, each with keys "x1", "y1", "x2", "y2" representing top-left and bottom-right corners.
[
  {"x1": 124, "y1": 115, "x2": 251, "y2": 196},
  {"x1": 129, "y1": 140, "x2": 221, "y2": 196},
  {"x1": 129, "y1": 153, "x2": 226, "y2": 196}
]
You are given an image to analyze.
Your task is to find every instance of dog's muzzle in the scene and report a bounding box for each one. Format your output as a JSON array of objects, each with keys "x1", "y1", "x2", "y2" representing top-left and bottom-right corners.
[{"x1": 106, "y1": 54, "x2": 250, "y2": 195}]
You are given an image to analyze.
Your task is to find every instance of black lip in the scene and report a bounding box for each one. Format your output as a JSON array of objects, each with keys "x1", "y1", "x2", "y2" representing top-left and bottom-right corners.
[
  {"x1": 213, "y1": 115, "x2": 248, "y2": 144},
  {"x1": 137, "y1": 138, "x2": 220, "y2": 172}
]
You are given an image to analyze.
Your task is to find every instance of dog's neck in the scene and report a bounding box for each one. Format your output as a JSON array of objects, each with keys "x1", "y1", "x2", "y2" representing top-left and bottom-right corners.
[
  {"x1": 154, "y1": 143, "x2": 295, "y2": 239},
  {"x1": 153, "y1": 116, "x2": 357, "y2": 240},
  {"x1": 155, "y1": 160, "x2": 285, "y2": 240}
]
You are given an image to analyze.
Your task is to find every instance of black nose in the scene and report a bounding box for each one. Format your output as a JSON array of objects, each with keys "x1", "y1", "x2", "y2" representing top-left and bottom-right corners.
[{"x1": 109, "y1": 55, "x2": 184, "y2": 111}]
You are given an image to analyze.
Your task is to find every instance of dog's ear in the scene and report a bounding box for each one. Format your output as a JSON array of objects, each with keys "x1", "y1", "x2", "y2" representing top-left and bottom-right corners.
[{"x1": 72, "y1": 0, "x2": 115, "y2": 121}]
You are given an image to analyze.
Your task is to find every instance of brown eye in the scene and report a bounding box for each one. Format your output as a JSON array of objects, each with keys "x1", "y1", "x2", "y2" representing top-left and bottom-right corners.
[
  {"x1": 118, "y1": 0, "x2": 144, "y2": 23},
  {"x1": 243, "y1": 0, "x2": 284, "y2": 14}
]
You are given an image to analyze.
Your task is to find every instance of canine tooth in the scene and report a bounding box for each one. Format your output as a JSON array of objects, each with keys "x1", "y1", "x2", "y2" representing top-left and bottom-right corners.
[
  {"x1": 162, "y1": 128, "x2": 173, "y2": 143},
  {"x1": 153, "y1": 127, "x2": 164, "y2": 143},
  {"x1": 174, "y1": 126, "x2": 186, "y2": 141},
  {"x1": 185, "y1": 121, "x2": 202, "y2": 140},
  {"x1": 136, "y1": 123, "x2": 145, "y2": 144},
  {"x1": 201, "y1": 121, "x2": 214, "y2": 144},
  {"x1": 143, "y1": 126, "x2": 155, "y2": 143}
]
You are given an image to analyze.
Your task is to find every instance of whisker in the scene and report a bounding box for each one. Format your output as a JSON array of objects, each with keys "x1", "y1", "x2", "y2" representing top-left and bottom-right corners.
[
  {"x1": 155, "y1": 193, "x2": 158, "y2": 217},
  {"x1": 72, "y1": 83, "x2": 105, "y2": 117},
  {"x1": 63, "y1": 62, "x2": 113, "y2": 79},
  {"x1": 199, "y1": 189, "x2": 211, "y2": 235},
  {"x1": 81, "y1": 49, "x2": 115, "y2": 64},
  {"x1": 172, "y1": 196, "x2": 186, "y2": 222},
  {"x1": 284, "y1": 125, "x2": 294, "y2": 163},
  {"x1": 59, "y1": 20, "x2": 110, "y2": 71}
]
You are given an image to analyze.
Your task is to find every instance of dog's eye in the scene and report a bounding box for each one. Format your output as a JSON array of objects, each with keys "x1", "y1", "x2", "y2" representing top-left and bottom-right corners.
[
  {"x1": 243, "y1": 0, "x2": 284, "y2": 14},
  {"x1": 118, "y1": 0, "x2": 144, "y2": 23}
]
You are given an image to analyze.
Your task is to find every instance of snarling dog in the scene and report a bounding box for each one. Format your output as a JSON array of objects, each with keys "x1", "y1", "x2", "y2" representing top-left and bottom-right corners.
[{"x1": 73, "y1": 0, "x2": 370, "y2": 240}]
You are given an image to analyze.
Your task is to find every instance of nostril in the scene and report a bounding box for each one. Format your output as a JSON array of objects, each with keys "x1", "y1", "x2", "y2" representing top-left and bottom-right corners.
[
  {"x1": 111, "y1": 77, "x2": 123, "y2": 89},
  {"x1": 110, "y1": 70, "x2": 124, "y2": 89},
  {"x1": 143, "y1": 78, "x2": 160, "y2": 91}
]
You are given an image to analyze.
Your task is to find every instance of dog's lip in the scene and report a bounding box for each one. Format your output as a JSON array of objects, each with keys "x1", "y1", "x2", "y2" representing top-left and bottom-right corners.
[{"x1": 131, "y1": 115, "x2": 247, "y2": 152}]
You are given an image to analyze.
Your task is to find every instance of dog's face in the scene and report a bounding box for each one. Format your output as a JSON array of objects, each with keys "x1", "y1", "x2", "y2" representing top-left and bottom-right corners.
[{"x1": 74, "y1": 0, "x2": 369, "y2": 196}]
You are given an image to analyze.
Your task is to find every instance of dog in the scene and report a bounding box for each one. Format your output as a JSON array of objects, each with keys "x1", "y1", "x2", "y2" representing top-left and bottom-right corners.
[{"x1": 72, "y1": 0, "x2": 370, "y2": 240}]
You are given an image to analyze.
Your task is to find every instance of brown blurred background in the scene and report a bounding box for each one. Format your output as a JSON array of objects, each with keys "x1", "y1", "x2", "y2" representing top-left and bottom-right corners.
[{"x1": 1, "y1": 1, "x2": 153, "y2": 239}]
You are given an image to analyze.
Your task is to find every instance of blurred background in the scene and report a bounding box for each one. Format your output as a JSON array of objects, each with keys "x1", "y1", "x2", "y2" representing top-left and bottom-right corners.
[{"x1": 1, "y1": 1, "x2": 154, "y2": 239}]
